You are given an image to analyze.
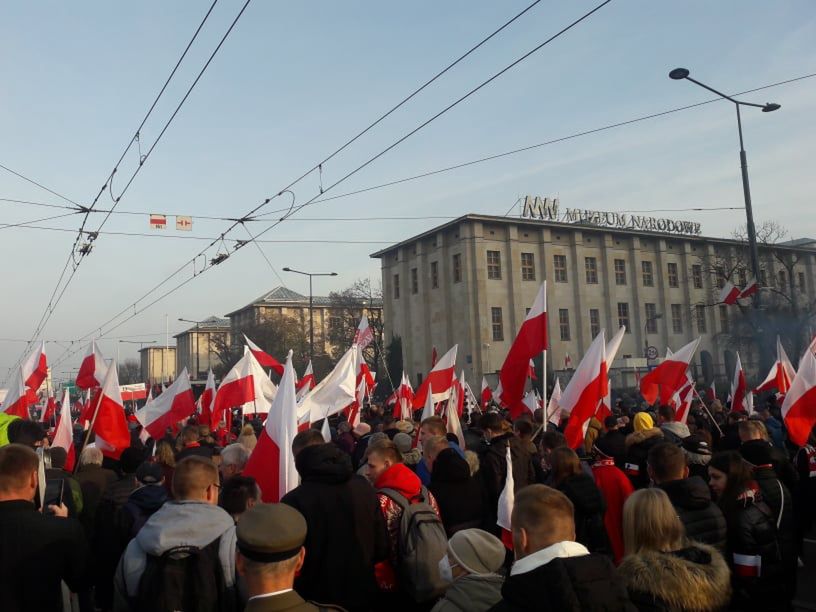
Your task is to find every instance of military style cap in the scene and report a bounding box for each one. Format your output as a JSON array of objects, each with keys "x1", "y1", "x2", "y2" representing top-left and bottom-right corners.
[{"x1": 236, "y1": 503, "x2": 307, "y2": 562}]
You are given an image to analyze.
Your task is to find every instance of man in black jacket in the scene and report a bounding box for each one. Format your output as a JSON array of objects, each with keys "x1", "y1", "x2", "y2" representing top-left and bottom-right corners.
[
  {"x1": 490, "y1": 485, "x2": 634, "y2": 611},
  {"x1": 281, "y1": 430, "x2": 388, "y2": 612},
  {"x1": 425, "y1": 435, "x2": 486, "y2": 535},
  {"x1": 647, "y1": 442, "x2": 727, "y2": 550},
  {"x1": 0, "y1": 443, "x2": 89, "y2": 611}
]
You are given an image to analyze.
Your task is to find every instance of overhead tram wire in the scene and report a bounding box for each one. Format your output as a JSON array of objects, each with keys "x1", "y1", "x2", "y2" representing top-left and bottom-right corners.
[
  {"x1": 50, "y1": 0, "x2": 615, "y2": 370},
  {"x1": 0, "y1": 162, "x2": 83, "y2": 208}
]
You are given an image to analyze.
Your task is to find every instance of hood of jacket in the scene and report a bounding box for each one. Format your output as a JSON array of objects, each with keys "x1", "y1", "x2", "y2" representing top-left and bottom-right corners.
[
  {"x1": 295, "y1": 442, "x2": 353, "y2": 485},
  {"x1": 375, "y1": 462, "x2": 422, "y2": 500},
  {"x1": 625, "y1": 427, "x2": 663, "y2": 450},
  {"x1": 620, "y1": 543, "x2": 731, "y2": 610},
  {"x1": 431, "y1": 448, "x2": 471, "y2": 484},
  {"x1": 560, "y1": 473, "x2": 605, "y2": 514},
  {"x1": 661, "y1": 421, "x2": 691, "y2": 440},
  {"x1": 438, "y1": 573, "x2": 503, "y2": 611},
  {"x1": 659, "y1": 476, "x2": 713, "y2": 511},
  {"x1": 135, "y1": 500, "x2": 235, "y2": 556},
  {"x1": 128, "y1": 483, "x2": 168, "y2": 513}
]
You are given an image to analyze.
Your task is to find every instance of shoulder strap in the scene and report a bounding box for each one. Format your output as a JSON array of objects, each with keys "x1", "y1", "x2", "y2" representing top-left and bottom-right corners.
[
  {"x1": 776, "y1": 480, "x2": 784, "y2": 530},
  {"x1": 378, "y1": 487, "x2": 410, "y2": 511}
]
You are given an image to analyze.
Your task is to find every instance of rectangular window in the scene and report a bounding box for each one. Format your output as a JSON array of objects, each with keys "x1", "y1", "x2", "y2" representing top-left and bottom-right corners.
[
  {"x1": 715, "y1": 266, "x2": 725, "y2": 289},
  {"x1": 452, "y1": 253, "x2": 462, "y2": 283},
  {"x1": 692, "y1": 265, "x2": 703, "y2": 289},
  {"x1": 760, "y1": 268, "x2": 767, "y2": 287},
  {"x1": 667, "y1": 263, "x2": 679, "y2": 288},
  {"x1": 671, "y1": 304, "x2": 683, "y2": 334},
  {"x1": 799, "y1": 272, "x2": 806, "y2": 290},
  {"x1": 487, "y1": 251, "x2": 502, "y2": 280},
  {"x1": 393, "y1": 274, "x2": 400, "y2": 299},
  {"x1": 719, "y1": 305, "x2": 728, "y2": 333},
  {"x1": 617, "y1": 303, "x2": 630, "y2": 331},
  {"x1": 696, "y1": 305, "x2": 707, "y2": 333},
  {"x1": 410, "y1": 268, "x2": 418, "y2": 294},
  {"x1": 641, "y1": 261, "x2": 654, "y2": 287},
  {"x1": 430, "y1": 261, "x2": 439, "y2": 289},
  {"x1": 589, "y1": 309, "x2": 601, "y2": 338},
  {"x1": 554, "y1": 254, "x2": 568, "y2": 283},
  {"x1": 778, "y1": 269, "x2": 787, "y2": 289},
  {"x1": 645, "y1": 303, "x2": 658, "y2": 333},
  {"x1": 491, "y1": 307, "x2": 503, "y2": 341},
  {"x1": 559, "y1": 309, "x2": 571, "y2": 341},
  {"x1": 521, "y1": 252, "x2": 536, "y2": 281},
  {"x1": 739, "y1": 268, "x2": 747, "y2": 287},
  {"x1": 614, "y1": 259, "x2": 627, "y2": 286},
  {"x1": 585, "y1": 257, "x2": 598, "y2": 284}
]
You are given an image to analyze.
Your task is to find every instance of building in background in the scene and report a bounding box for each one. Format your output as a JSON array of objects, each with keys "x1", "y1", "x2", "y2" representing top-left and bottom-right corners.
[
  {"x1": 139, "y1": 346, "x2": 176, "y2": 386},
  {"x1": 174, "y1": 316, "x2": 231, "y2": 382},
  {"x1": 372, "y1": 206, "x2": 816, "y2": 390}
]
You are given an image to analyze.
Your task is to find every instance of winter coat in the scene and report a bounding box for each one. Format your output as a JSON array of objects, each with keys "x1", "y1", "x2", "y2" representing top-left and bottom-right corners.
[
  {"x1": 620, "y1": 543, "x2": 731, "y2": 611},
  {"x1": 44, "y1": 466, "x2": 84, "y2": 517},
  {"x1": 592, "y1": 459, "x2": 634, "y2": 563},
  {"x1": 352, "y1": 433, "x2": 372, "y2": 471},
  {"x1": 489, "y1": 553, "x2": 634, "y2": 611},
  {"x1": 624, "y1": 428, "x2": 664, "y2": 489},
  {"x1": 429, "y1": 447, "x2": 487, "y2": 536},
  {"x1": 584, "y1": 417, "x2": 603, "y2": 455},
  {"x1": 75, "y1": 463, "x2": 117, "y2": 539},
  {"x1": 598, "y1": 430, "x2": 627, "y2": 468},
  {"x1": 557, "y1": 473, "x2": 611, "y2": 556},
  {"x1": 335, "y1": 431, "x2": 356, "y2": 457},
  {"x1": 752, "y1": 465, "x2": 797, "y2": 601},
  {"x1": 479, "y1": 433, "x2": 536, "y2": 530},
  {"x1": 431, "y1": 573, "x2": 504, "y2": 612},
  {"x1": 114, "y1": 500, "x2": 238, "y2": 612},
  {"x1": 658, "y1": 477, "x2": 727, "y2": 551},
  {"x1": 0, "y1": 500, "x2": 89, "y2": 612},
  {"x1": 281, "y1": 443, "x2": 388, "y2": 612},
  {"x1": 763, "y1": 416, "x2": 785, "y2": 449},
  {"x1": 659, "y1": 421, "x2": 690, "y2": 445}
]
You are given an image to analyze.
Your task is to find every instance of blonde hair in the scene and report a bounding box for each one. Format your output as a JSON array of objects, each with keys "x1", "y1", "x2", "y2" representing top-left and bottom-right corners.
[
  {"x1": 155, "y1": 439, "x2": 176, "y2": 467},
  {"x1": 622, "y1": 488, "x2": 685, "y2": 556},
  {"x1": 239, "y1": 425, "x2": 257, "y2": 452}
]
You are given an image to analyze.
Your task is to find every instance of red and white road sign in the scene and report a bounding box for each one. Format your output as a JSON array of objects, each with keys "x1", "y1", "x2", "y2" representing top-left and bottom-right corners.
[
  {"x1": 176, "y1": 216, "x2": 192, "y2": 231},
  {"x1": 150, "y1": 214, "x2": 167, "y2": 229}
]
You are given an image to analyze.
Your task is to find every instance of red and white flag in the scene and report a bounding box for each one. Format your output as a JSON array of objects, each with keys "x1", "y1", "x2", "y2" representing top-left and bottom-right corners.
[
  {"x1": 52, "y1": 388, "x2": 75, "y2": 471},
  {"x1": 92, "y1": 362, "x2": 131, "y2": 459},
  {"x1": 565, "y1": 353, "x2": 573, "y2": 369},
  {"x1": 498, "y1": 282, "x2": 548, "y2": 418},
  {"x1": 640, "y1": 338, "x2": 700, "y2": 406},
  {"x1": 1, "y1": 368, "x2": 30, "y2": 419},
  {"x1": 547, "y1": 378, "x2": 562, "y2": 426},
  {"x1": 420, "y1": 383, "x2": 435, "y2": 421},
  {"x1": 345, "y1": 378, "x2": 366, "y2": 428},
  {"x1": 561, "y1": 331, "x2": 608, "y2": 450},
  {"x1": 243, "y1": 334, "x2": 284, "y2": 376},
  {"x1": 452, "y1": 371, "x2": 466, "y2": 417},
  {"x1": 298, "y1": 346, "x2": 357, "y2": 425},
  {"x1": 446, "y1": 385, "x2": 465, "y2": 449},
  {"x1": 781, "y1": 346, "x2": 816, "y2": 447},
  {"x1": 76, "y1": 341, "x2": 108, "y2": 390},
  {"x1": 672, "y1": 374, "x2": 695, "y2": 425},
  {"x1": 198, "y1": 369, "x2": 216, "y2": 425},
  {"x1": 480, "y1": 377, "x2": 493, "y2": 410},
  {"x1": 718, "y1": 281, "x2": 741, "y2": 305},
  {"x1": 733, "y1": 553, "x2": 762, "y2": 578},
  {"x1": 527, "y1": 359, "x2": 538, "y2": 381},
  {"x1": 412, "y1": 345, "x2": 458, "y2": 408},
  {"x1": 738, "y1": 278, "x2": 759, "y2": 300},
  {"x1": 397, "y1": 372, "x2": 414, "y2": 421},
  {"x1": 597, "y1": 326, "x2": 626, "y2": 422},
  {"x1": 295, "y1": 360, "x2": 316, "y2": 400},
  {"x1": 522, "y1": 391, "x2": 539, "y2": 415},
  {"x1": 496, "y1": 446, "x2": 515, "y2": 550},
  {"x1": 243, "y1": 351, "x2": 300, "y2": 502},
  {"x1": 22, "y1": 341, "x2": 48, "y2": 392},
  {"x1": 211, "y1": 351, "x2": 277, "y2": 429},
  {"x1": 730, "y1": 352, "x2": 748, "y2": 413},
  {"x1": 353, "y1": 315, "x2": 375, "y2": 350},
  {"x1": 136, "y1": 369, "x2": 196, "y2": 439},
  {"x1": 705, "y1": 380, "x2": 716, "y2": 403},
  {"x1": 754, "y1": 337, "x2": 795, "y2": 395},
  {"x1": 42, "y1": 394, "x2": 57, "y2": 424}
]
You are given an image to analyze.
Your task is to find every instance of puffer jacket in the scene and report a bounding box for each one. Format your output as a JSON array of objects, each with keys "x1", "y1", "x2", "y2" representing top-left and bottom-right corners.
[
  {"x1": 659, "y1": 477, "x2": 727, "y2": 551},
  {"x1": 620, "y1": 543, "x2": 731, "y2": 611},
  {"x1": 429, "y1": 448, "x2": 486, "y2": 536},
  {"x1": 659, "y1": 421, "x2": 690, "y2": 445},
  {"x1": 479, "y1": 433, "x2": 536, "y2": 530},
  {"x1": 431, "y1": 574, "x2": 504, "y2": 612},
  {"x1": 624, "y1": 428, "x2": 664, "y2": 489},
  {"x1": 558, "y1": 473, "x2": 611, "y2": 556}
]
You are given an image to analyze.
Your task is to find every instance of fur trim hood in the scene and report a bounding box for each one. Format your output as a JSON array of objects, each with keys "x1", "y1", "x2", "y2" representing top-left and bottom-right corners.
[
  {"x1": 620, "y1": 543, "x2": 731, "y2": 611},
  {"x1": 625, "y1": 427, "x2": 663, "y2": 450}
]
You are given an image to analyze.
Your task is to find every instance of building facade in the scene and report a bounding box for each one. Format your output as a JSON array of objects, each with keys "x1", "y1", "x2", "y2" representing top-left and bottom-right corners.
[
  {"x1": 139, "y1": 346, "x2": 177, "y2": 386},
  {"x1": 174, "y1": 316, "x2": 231, "y2": 382},
  {"x1": 372, "y1": 211, "x2": 816, "y2": 390}
]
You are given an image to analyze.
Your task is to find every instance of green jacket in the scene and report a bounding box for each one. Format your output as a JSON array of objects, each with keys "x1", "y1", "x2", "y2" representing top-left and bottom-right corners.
[{"x1": 0, "y1": 413, "x2": 20, "y2": 446}]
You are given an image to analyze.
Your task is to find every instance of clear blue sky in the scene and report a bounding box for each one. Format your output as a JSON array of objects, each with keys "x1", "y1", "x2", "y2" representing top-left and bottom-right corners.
[{"x1": 1, "y1": 0, "x2": 814, "y2": 383}]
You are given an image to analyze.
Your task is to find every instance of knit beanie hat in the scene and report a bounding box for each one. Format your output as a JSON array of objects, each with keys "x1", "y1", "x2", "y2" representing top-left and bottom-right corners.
[
  {"x1": 633, "y1": 412, "x2": 654, "y2": 432},
  {"x1": 393, "y1": 432, "x2": 413, "y2": 455},
  {"x1": 447, "y1": 528, "x2": 505, "y2": 575}
]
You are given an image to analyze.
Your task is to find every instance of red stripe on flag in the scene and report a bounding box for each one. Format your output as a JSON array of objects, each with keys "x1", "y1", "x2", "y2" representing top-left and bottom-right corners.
[{"x1": 243, "y1": 429, "x2": 282, "y2": 503}]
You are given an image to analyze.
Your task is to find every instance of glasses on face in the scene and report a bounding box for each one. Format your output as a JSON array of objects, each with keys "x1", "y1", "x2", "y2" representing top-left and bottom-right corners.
[{"x1": 210, "y1": 482, "x2": 221, "y2": 490}]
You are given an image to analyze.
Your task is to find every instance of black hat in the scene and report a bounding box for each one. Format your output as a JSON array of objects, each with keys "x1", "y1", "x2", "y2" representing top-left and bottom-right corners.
[
  {"x1": 236, "y1": 503, "x2": 307, "y2": 563},
  {"x1": 135, "y1": 461, "x2": 163, "y2": 485},
  {"x1": 740, "y1": 439, "x2": 774, "y2": 467},
  {"x1": 681, "y1": 434, "x2": 711, "y2": 457}
]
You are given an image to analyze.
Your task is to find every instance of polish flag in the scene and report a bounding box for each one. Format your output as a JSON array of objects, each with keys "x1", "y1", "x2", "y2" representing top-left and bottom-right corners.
[
  {"x1": 673, "y1": 374, "x2": 695, "y2": 424},
  {"x1": 397, "y1": 372, "x2": 415, "y2": 421},
  {"x1": 345, "y1": 378, "x2": 366, "y2": 428},
  {"x1": 522, "y1": 391, "x2": 538, "y2": 415},
  {"x1": 452, "y1": 371, "x2": 466, "y2": 417},
  {"x1": 561, "y1": 331, "x2": 608, "y2": 450},
  {"x1": 754, "y1": 337, "x2": 796, "y2": 394},
  {"x1": 732, "y1": 553, "x2": 762, "y2": 578},
  {"x1": 52, "y1": 388, "x2": 76, "y2": 471},
  {"x1": 243, "y1": 334, "x2": 284, "y2": 376},
  {"x1": 243, "y1": 351, "x2": 300, "y2": 502},
  {"x1": 730, "y1": 352, "x2": 748, "y2": 413},
  {"x1": 547, "y1": 378, "x2": 562, "y2": 426},
  {"x1": 412, "y1": 345, "x2": 458, "y2": 408},
  {"x1": 597, "y1": 326, "x2": 626, "y2": 422},
  {"x1": 92, "y1": 363, "x2": 131, "y2": 459},
  {"x1": 295, "y1": 360, "x2": 316, "y2": 400},
  {"x1": 718, "y1": 281, "x2": 741, "y2": 305},
  {"x1": 496, "y1": 446, "x2": 515, "y2": 550},
  {"x1": 211, "y1": 351, "x2": 277, "y2": 429},
  {"x1": 527, "y1": 359, "x2": 538, "y2": 381},
  {"x1": 421, "y1": 384, "x2": 435, "y2": 421},
  {"x1": 1, "y1": 368, "x2": 30, "y2": 419},
  {"x1": 781, "y1": 347, "x2": 816, "y2": 447},
  {"x1": 22, "y1": 341, "x2": 48, "y2": 392},
  {"x1": 42, "y1": 394, "x2": 57, "y2": 424},
  {"x1": 498, "y1": 282, "x2": 548, "y2": 418},
  {"x1": 136, "y1": 369, "x2": 196, "y2": 439},
  {"x1": 705, "y1": 380, "x2": 716, "y2": 403},
  {"x1": 481, "y1": 377, "x2": 493, "y2": 410},
  {"x1": 76, "y1": 341, "x2": 108, "y2": 390},
  {"x1": 353, "y1": 315, "x2": 375, "y2": 350},
  {"x1": 640, "y1": 338, "x2": 700, "y2": 406},
  {"x1": 198, "y1": 369, "x2": 216, "y2": 425},
  {"x1": 446, "y1": 386, "x2": 465, "y2": 449},
  {"x1": 297, "y1": 346, "x2": 357, "y2": 425},
  {"x1": 738, "y1": 278, "x2": 759, "y2": 300},
  {"x1": 565, "y1": 353, "x2": 573, "y2": 369}
]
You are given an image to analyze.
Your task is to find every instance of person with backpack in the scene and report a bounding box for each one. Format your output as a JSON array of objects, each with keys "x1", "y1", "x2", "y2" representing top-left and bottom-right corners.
[
  {"x1": 366, "y1": 438, "x2": 448, "y2": 610},
  {"x1": 113, "y1": 455, "x2": 238, "y2": 612}
]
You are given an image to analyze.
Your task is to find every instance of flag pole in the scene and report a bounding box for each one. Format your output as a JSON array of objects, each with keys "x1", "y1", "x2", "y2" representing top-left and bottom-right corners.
[
  {"x1": 542, "y1": 349, "x2": 548, "y2": 426},
  {"x1": 692, "y1": 387, "x2": 724, "y2": 437}
]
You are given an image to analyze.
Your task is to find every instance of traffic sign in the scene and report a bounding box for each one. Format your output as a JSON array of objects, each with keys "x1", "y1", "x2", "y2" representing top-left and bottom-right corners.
[
  {"x1": 646, "y1": 346, "x2": 659, "y2": 360},
  {"x1": 176, "y1": 215, "x2": 193, "y2": 231}
]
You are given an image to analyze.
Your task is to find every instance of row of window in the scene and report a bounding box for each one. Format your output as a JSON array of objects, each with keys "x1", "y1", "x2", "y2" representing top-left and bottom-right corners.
[{"x1": 488, "y1": 303, "x2": 730, "y2": 342}]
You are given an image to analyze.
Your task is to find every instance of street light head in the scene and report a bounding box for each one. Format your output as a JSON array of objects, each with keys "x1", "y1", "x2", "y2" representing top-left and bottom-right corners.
[
  {"x1": 330, "y1": 272, "x2": 338, "y2": 276},
  {"x1": 762, "y1": 103, "x2": 781, "y2": 113},
  {"x1": 669, "y1": 68, "x2": 690, "y2": 80},
  {"x1": 282, "y1": 267, "x2": 291, "y2": 272}
]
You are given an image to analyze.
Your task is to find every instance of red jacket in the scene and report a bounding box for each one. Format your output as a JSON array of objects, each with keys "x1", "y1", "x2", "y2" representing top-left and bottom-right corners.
[{"x1": 592, "y1": 458, "x2": 634, "y2": 564}]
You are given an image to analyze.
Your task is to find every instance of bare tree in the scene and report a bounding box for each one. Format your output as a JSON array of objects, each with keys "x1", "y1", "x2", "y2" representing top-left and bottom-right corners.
[{"x1": 118, "y1": 358, "x2": 142, "y2": 385}]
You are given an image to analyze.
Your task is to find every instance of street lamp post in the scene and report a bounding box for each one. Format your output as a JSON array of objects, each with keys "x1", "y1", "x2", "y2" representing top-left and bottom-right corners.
[
  {"x1": 282, "y1": 267, "x2": 338, "y2": 364},
  {"x1": 669, "y1": 68, "x2": 780, "y2": 308}
]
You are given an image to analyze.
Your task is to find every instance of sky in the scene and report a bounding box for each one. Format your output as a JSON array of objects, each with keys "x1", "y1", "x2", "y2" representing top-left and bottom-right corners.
[{"x1": 1, "y1": 0, "x2": 815, "y2": 384}]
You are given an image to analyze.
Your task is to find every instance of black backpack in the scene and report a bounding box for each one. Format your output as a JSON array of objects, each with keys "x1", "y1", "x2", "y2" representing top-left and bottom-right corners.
[{"x1": 135, "y1": 536, "x2": 232, "y2": 612}]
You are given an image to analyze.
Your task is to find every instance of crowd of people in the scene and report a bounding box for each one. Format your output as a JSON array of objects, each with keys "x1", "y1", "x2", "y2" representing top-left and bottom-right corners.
[{"x1": 0, "y1": 389, "x2": 814, "y2": 612}]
